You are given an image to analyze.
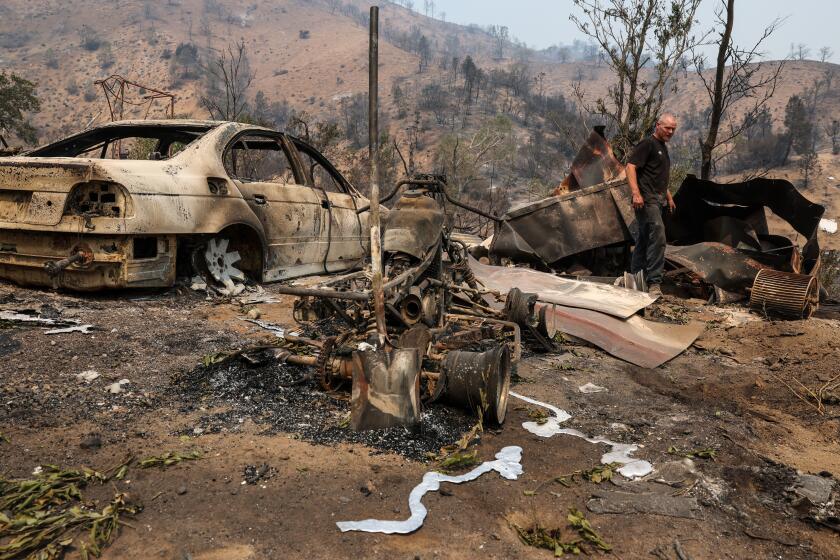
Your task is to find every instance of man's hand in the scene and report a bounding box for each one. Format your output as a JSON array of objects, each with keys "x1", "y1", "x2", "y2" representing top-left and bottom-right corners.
[
  {"x1": 632, "y1": 192, "x2": 645, "y2": 209},
  {"x1": 626, "y1": 163, "x2": 645, "y2": 209},
  {"x1": 666, "y1": 192, "x2": 676, "y2": 213}
]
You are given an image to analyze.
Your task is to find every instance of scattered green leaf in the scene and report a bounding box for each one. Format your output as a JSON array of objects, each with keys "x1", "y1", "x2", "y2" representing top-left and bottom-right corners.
[
  {"x1": 137, "y1": 450, "x2": 202, "y2": 469},
  {"x1": 567, "y1": 507, "x2": 612, "y2": 551},
  {"x1": 512, "y1": 521, "x2": 582, "y2": 556},
  {"x1": 579, "y1": 463, "x2": 620, "y2": 484},
  {"x1": 527, "y1": 407, "x2": 550, "y2": 425},
  {"x1": 510, "y1": 371, "x2": 533, "y2": 383},
  {"x1": 668, "y1": 446, "x2": 717, "y2": 460},
  {"x1": 435, "y1": 450, "x2": 479, "y2": 473},
  {"x1": 0, "y1": 465, "x2": 139, "y2": 560},
  {"x1": 202, "y1": 352, "x2": 228, "y2": 367}
]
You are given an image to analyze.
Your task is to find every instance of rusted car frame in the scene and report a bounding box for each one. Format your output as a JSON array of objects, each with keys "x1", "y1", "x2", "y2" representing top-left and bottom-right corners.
[{"x1": 0, "y1": 120, "x2": 370, "y2": 290}]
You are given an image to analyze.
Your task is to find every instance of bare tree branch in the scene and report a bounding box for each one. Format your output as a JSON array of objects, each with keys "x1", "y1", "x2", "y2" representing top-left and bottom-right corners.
[
  {"x1": 693, "y1": 0, "x2": 784, "y2": 179},
  {"x1": 199, "y1": 38, "x2": 255, "y2": 122}
]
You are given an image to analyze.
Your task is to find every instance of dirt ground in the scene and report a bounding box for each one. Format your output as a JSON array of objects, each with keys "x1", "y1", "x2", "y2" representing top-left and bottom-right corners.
[{"x1": 1, "y1": 280, "x2": 839, "y2": 559}]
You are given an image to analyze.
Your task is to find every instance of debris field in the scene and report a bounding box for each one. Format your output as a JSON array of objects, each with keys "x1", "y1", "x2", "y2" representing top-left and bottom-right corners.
[{"x1": 1, "y1": 279, "x2": 839, "y2": 559}]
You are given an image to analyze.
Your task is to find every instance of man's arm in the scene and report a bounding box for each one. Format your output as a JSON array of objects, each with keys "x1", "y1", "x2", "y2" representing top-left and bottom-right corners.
[
  {"x1": 665, "y1": 189, "x2": 676, "y2": 213},
  {"x1": 626, "y1": 164, "x2": 645, "y2": 209}
]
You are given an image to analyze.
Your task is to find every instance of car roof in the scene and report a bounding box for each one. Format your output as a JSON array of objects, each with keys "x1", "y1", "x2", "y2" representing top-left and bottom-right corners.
[{"x1": 93, "y1": 119, "x2": 272, "y2": 131}]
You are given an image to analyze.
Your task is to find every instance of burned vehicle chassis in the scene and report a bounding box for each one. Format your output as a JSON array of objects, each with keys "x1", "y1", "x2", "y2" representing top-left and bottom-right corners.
[{"x1": 261, "y1": 176, "x2": 542, "y2": 431}]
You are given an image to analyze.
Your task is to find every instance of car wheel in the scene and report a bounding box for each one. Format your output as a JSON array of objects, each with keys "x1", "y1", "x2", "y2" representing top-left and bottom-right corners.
[{"x1": 192, "y1": 237, "x2": 246, "y2": 289}]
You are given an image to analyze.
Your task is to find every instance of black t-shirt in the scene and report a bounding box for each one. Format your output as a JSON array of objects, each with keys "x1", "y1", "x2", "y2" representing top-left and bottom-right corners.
[{"x1": 628, "y1": 136, "x2": 670, "y2": 206}]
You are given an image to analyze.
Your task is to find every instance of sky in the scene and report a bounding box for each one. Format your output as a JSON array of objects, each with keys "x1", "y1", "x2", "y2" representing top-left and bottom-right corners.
[{"x1": 430, "y1": 0, "x2": 838, "y2": 62}]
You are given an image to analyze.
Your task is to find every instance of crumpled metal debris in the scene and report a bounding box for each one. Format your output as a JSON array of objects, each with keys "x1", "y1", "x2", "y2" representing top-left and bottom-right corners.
[
  {"x1": 665, "y1": 175, "x2": 825, "y2": 302},
  {"x1": 1, "y1": 310, "x2": 95, "y2": 335},
  {"x1": 336, "y1": 446, "x2": 523, "y2": 534},
  {"x1": 489, "y1": 127, "x2": 634, "y2": 270},
  {"x1": 539, "y1": 303, "x2": 704, "y2": 369},
  {"x1": 469, "y1": 259, "x2": 702, "y2": 368}
]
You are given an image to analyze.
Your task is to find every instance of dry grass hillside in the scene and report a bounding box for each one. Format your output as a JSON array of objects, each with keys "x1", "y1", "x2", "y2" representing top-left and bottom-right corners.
[
  {"x1": 2, "y1": 0, "x2": 837, "y2": 140},
  {"x1": 0, "y1": 0, "x2": 424, "y2": 140},
  {"x1": 2, "y1": 0, "x2": 839, "y2": 241}
]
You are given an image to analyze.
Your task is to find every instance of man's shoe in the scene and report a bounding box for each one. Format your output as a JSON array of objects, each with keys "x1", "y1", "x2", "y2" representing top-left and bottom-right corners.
[{"x1": 648, "y1": 284, "x2": 662, "y2": 298}]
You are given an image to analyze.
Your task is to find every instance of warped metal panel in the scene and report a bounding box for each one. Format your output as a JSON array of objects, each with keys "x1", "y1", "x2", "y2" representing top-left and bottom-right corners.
[
  {"x1": 469, "y1": 256, "x2": 654, "y2": 319},
  {"x1": 489, "y1": 179, "x2": 636, "y2": 265},
  {"x1": 665, "y1": 243, "x2": 768, "y2": 293},
  {"x1": 669, "y1": 175, "x2": 824, "y2": 274},
  {"x1": 538, "y1": 303, "x2": 705, "y2": 369}
]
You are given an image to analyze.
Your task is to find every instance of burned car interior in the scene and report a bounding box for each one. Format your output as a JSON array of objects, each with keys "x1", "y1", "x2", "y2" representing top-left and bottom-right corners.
[{"x1": 27, "y1": 123, "x2": 215, "y2": 160}]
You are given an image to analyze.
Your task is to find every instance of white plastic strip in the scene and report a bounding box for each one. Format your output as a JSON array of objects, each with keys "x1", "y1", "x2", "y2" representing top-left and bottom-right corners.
[
  {"x1": 336, "y1": 446, "x2": 523, "y2": 534},
  {"x1": 510, "y1": 391, "x2": 652, "y2": 479}
]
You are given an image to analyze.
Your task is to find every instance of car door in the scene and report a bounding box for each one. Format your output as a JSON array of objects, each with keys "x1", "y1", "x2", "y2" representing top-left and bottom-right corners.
[
  {"x1": 223, "y1": 132, "x2": 327, "y2": 281},
  {"x1": 292, "y1": 139, "x2": 370, "y2": 273}
]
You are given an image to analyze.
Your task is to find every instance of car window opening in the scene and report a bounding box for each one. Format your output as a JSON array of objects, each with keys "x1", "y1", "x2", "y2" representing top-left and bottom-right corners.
[{"x1": 27, "y1": 124, "x2": 214, "y2": 159}]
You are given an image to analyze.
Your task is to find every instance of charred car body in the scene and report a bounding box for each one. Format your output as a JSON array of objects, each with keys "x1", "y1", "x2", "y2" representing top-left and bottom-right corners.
[{"x1": 0, "y1": 120, "x2": 370, "y2": 290}]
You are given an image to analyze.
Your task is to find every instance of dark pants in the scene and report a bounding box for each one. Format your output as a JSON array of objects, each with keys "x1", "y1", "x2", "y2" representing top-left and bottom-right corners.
[{"x1": 631, "y1": 204, "x2": 667, "y2": 285}]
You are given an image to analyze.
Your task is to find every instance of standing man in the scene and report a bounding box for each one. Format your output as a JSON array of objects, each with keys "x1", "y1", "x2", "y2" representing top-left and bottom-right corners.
[{"x1": 626, "y1": 113, "x2": 677, "y2": 297}]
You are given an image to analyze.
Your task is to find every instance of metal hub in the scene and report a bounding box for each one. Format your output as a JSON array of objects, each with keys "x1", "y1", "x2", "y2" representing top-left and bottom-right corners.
[{"x1": 203, "y1": 238, "x2": 245, "y2": 286}]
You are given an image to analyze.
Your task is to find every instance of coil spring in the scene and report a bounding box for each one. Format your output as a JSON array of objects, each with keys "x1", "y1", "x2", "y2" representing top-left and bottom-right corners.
[
  {"x1": 365, "y1": 316, "x2": 379, "y2": 338},
  {"x1": 457, "y1": 261, "x2": 479, "y2": 290}
]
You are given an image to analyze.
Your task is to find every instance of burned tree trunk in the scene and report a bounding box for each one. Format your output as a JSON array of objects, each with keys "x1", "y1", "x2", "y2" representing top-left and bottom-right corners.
[{"x1": 700, "y1": 0, "x2": 734, "y2": 180}]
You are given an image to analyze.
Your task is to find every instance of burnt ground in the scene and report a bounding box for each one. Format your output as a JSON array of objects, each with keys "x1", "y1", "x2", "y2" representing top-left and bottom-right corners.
[{"x1": 1, "y1": 281, "x2": 839, "y2": 560}]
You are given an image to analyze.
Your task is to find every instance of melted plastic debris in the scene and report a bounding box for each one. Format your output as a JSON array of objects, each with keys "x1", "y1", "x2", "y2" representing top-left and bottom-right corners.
[
  {"x1": 336, "y1": 446, "x2": 524, "y2": 534},
  {"x1": 509, "y1": 391, "x2": 652, "y2": 479},
  {"x1": 241, "y1": 318, "x2": 302, "y2": 339}
]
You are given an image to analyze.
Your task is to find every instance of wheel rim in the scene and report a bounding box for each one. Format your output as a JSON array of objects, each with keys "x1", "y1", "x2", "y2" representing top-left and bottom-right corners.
[{"x1": 203, "y1": 238, "x2": 245, "y2": 286}]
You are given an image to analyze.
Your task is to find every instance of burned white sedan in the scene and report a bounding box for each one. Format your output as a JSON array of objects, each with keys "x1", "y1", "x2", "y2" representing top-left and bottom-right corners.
[{"x1": 0, "y1": 120, "x2": 370, "y2": 290}]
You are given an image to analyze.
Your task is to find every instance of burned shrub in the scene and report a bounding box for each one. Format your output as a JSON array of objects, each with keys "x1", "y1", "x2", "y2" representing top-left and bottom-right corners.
[
  {"x1": 83, "y1": 83, "x2": 98, "y2": 103},
  {"x1": 45, "y1": 48, "x2": 60, "y2": 69},
  {"x1": 79, "y1": 25, "x2": 103, "y2": 51},
  {"x1": 0, "y1": 31, "x2": 31, "y2": 49}
]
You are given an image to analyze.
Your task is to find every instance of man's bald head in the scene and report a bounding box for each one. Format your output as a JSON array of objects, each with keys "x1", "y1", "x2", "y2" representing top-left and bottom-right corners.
[{"x1": 655, "y1": 113, "x2": 677, "y2": 142}]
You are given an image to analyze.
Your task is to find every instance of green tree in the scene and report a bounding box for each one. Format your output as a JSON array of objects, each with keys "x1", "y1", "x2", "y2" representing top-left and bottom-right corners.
[
  {"x1": 783, "y1": 95, "x2": 812, "y2": 159},
  {"x1": 0, "y1": 72, "x2": 41, "y2": 145}
]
